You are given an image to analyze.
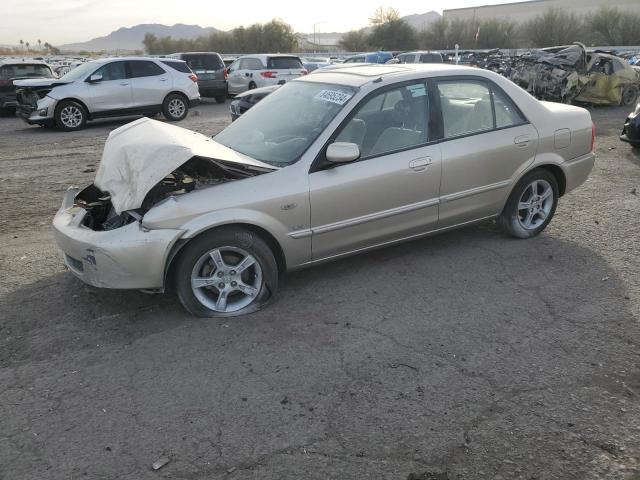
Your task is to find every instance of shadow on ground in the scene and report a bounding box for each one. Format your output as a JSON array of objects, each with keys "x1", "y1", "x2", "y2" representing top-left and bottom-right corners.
[{"x1": 1, "y1": 223, "x2": 638, "y2": 479}]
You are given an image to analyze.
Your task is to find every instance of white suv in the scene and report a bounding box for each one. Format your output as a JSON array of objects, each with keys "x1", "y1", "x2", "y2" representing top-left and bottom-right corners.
[
  {"x1": 226, "y1": 54, "x2": 307, "y2": 95},
  {"x1": 15, "y1": 57, "x2": 200, "y2": 131}
]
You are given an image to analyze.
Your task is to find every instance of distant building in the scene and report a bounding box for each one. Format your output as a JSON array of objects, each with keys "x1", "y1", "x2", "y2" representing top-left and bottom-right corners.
[{"x1": 443, "y1": 0, "x2": 640, "y2": 24}]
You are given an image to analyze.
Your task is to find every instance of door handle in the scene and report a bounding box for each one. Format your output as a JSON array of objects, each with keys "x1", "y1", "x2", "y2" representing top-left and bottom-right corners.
[
  {"x1": 514, "y1": 135, "x2": 530, "y2": 147},
  {"x1": 409, "y1": 157, "x2": 432, "y2": 171},
  {"x1": 119, "y1": 82, "x2": 129, "y2": 86},
  {"x1": 159, "y1": 78, "x2": 167, "y2": 82}
]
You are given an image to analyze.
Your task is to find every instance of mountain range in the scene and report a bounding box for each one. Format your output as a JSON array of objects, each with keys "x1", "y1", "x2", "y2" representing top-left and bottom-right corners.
[
  {"x1": 59, "y1": 12, "x2": 442, "y2": 52},
  {"x1": 60, "y1": 24, "x2": 219, "y2": 52}
]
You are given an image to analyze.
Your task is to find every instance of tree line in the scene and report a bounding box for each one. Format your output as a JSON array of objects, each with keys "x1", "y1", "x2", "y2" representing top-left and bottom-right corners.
[
  {"x1": 342, "y1": 6, "x2": 640, "y2": 51},
  {"x1": 140, "y1": 6, "x2": 640, "y2": 56},
  {"x1": 143, "y1": 19, "x2": 298, "y2": 55}
]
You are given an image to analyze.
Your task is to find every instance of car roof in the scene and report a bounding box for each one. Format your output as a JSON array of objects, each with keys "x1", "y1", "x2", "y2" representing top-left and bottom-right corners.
[
  {"x1": 0, "y1": 59, "x2": 51, "y2": 66},
  {"x1": 236, "y1": 54, "x2": 301, "y2": 60},
  {"x1": 88, "y1": 56, "x2": 174, "y2": 64},
  {"x1": 171, "y1": 52, "x2": 222, "y2": 56},
  {"x1": 300, "y1": 63, "x2": 487, "y2": 87}
]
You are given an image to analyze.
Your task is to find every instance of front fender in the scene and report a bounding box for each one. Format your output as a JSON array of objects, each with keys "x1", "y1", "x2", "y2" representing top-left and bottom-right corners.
[{"x1": 172, "y1": 207, "x2": 311, "y2": 270}]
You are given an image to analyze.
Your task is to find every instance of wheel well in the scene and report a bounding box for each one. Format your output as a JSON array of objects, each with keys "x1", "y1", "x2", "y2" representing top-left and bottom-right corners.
[
  {"x1": 164, "y1": 223, "x2": 287, "y2": 292},
  {"x1": 164, "y1": 91, "x2": 188, "y2": 104},
  {"x1": 56, "y1": 98, "x2": 90, "y2": 119},
  {"x1": 537, "y1": 164, "x2": 566, "y2": 197}
]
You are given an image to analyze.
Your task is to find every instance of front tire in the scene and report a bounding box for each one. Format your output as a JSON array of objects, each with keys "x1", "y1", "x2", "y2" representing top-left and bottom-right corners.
[
  {"x1": 215, "y1": 95, "x2": 227, "y2": 104},
  {"x1": 162, "y1": 93, "x2": 189, "y2": 121},
  {"x1": 175, "y1": 227, "x2": 278, "y2": 317},
  {"x1": 55, "y1": 100, "x2": 87, "y2": 131},
  {"x1": 499, "y1": 169, "x2": 559, "y2": 239}
]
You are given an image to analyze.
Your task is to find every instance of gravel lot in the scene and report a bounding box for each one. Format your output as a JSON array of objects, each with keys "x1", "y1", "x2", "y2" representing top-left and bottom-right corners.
[{"x1": 1, "y1": 100, "x2": 639, "y2": 480}]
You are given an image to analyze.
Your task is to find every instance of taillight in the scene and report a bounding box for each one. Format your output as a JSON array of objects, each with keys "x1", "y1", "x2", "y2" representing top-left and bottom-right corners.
[
  {"x1": 300, "y1": 69, "x2": 308, "y2": 75},
  {"x1": 224, "y1": 68, "x2": 228, "y2": 80},
  {"x1": 260, "y1": 71, "x2": 277, "y2": 79},
  {"x1": 0, "y1": 79, "x2": 11, "y2": 87},
  {"x1": 591, "y1": 123, "x2": 596, "y2": 152},
  {"x1": 189, "y1": 74, "x2": 198, "y2": 83}
]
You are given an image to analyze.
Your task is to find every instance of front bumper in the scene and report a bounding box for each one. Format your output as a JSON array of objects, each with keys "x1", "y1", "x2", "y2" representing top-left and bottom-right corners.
[
  {"x1": 620, "y1": 112, "x2": 640, "y2": 146},
  {"x1": 17, "y1": 95, "x2": 55, "y2": 125},
  {"x1": 53, "y1": 188, "x2": 185, "y2": 290}
]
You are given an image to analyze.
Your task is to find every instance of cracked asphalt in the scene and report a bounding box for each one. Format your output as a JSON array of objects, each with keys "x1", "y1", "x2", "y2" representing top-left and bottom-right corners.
[{"x1": 1, "y1": 100, "x2": 639, "y2": 480}]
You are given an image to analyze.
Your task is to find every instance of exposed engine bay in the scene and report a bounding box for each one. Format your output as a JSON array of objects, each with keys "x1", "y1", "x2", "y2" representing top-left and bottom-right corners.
[{"x1": 75, "y1": 156, "x2": 266, "y2": 231}]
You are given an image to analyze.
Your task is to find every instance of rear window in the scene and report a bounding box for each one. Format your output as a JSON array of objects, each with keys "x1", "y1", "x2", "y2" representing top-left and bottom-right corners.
[
  {"x1": 182, "y1": 54, "x2": 223, "y2": 71},
  {"x1": 161, "y1": 60, "x2": 191, "y2": 73},
  {"x1": 0, "y1": 64, "x2": 52, "y2": 79},
  {"x1": 419, "y1": 53, "x2": 443, "y2": 63},
  {"x1": 267, "y1": 57, "x2": 303, "y2": 69}
]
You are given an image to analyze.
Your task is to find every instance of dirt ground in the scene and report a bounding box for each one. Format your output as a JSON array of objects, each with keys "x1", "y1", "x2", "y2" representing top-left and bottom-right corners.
[{"x1": 1, "y1": 99, "x2": 639, "y2": 480}]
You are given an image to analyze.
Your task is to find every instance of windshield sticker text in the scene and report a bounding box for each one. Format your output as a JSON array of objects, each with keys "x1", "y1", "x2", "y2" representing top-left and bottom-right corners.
[{"x1": 315, "y1": 89, "x2": 352, "y2": 105}]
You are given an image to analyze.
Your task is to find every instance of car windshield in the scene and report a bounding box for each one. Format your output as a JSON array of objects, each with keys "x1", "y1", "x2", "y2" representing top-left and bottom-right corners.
[
  {"x1": 215, "y1": 81, "x2": 357, "y2": 166},
  {"x1": 59, "y1": 62, "x2": 97, "y2": 82}
]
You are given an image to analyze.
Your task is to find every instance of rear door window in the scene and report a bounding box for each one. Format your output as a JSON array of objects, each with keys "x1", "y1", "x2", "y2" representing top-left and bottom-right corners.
[
  {"x1": 267, "y1": 57, "x2": 303, "y2": 69},
  {"x1": 161, "y1": 60, "x2": 191, "y2": 73},
  {"x1": 128, "y1": 60, "x2": 165, "y2": 78},
  {"x1": 183, "y1": 54, "x2": 223, "y2": 71}
]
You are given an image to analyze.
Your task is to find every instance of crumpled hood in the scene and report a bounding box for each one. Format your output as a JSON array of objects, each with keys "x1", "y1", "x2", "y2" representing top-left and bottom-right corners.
[
  {"x1": 13, "y1": 78, "x2": 67, "y2": 88},
  {"x1": 94, "y1": 117, "x2": 274, "y2": 214}
]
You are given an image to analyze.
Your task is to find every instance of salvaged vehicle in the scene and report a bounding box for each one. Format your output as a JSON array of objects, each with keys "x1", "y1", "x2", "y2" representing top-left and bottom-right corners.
[
  {"x1": 0, "y1": 60, "x2": 56, "y2": 111},
  {"x1": 510, "y1": 43, "x2": 640, "y2": 106},
  {"x1": 621, "y1": 100, "x2": 640, "y2": 147},
  {"x1": 168, "y1": 52, "x2": 228, "y2": 103},
  {"x1": 229, "y1": 85, "x2": 279, "y2": 121},
  {"x1": 15, "y1": 57, "x2": 200, "y2": 131},
  {"x1": 53, "y1": 64, "x2": 595, "y2": 317}
]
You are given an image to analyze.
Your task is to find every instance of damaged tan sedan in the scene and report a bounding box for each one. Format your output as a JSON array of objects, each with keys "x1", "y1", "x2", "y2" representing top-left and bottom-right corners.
[{"x1": 54, "y1": 64, "x2": 596, "y2": 317}]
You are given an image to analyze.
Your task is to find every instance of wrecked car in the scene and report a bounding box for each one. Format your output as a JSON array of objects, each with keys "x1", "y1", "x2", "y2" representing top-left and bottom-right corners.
[
  {"x1": 510, "y1": 43, "x2": 640, "y2": 106},
  {"x1": 54, "y1": 64, "x2": 595, "y2": 317},
  {"x1": 0, "y1": 60, "x2": 56, "y2": 111},
  {"x1": 621, "y1": 100, "x2": 640, "y2": 147}
]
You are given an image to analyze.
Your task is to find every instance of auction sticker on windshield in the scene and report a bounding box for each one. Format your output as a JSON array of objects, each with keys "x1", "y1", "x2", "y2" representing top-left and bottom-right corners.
[{"x1": 315, "y1": 89, "x2": 352, "y2": 105}]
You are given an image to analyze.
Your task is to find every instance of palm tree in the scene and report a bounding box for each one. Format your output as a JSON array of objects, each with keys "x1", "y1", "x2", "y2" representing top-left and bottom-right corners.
[
  {"x1": 25, "y1": 41, "x2": 30, "y2": 52},
  {"x1": 44, "y1": 42, "x2": 50, "y2": 53},
  {"x1": 19, "y1": 39, "x2": 24, "y2": 52},
  {"x1": 38, "y1": 39, "x2": 42, "y2": 51}
]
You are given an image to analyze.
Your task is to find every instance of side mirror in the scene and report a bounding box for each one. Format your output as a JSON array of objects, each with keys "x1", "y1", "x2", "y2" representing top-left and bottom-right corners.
[
  {"x1": 88, "y1": 73, "x2": 102, "y2": 83},
  {"x1": 326, "y1": 142, "x2": 360, "y2": 164}
]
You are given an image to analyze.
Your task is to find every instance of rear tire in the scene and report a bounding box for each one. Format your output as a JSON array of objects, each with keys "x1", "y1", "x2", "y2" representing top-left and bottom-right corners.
[
  {"x1": 498, "y1": 169, "x2": 559, "y2": 239},
  {"x1": 162, "y1": 93, "x2": 189, "y2": 121},
  {"x1": 248, "y1": 81, "x2": 257, "y2": 90},
  {"x1": 621, "y1": 86, "x2": 639, "y2": 107},
  {"x1": 55, "y1": 100, "x2": 87, "y2": 131},
  {"x1": 215, "y1": 95, "x2": 226, "y2": 104},
  {"x1": 175, "y1": 227, "x2": 279, "y2": 317}
]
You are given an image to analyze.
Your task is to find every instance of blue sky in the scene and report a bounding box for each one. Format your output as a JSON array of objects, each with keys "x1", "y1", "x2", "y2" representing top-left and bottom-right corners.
[{"x1": 2, "y1": 0, "x2": 527, "y2": 45}]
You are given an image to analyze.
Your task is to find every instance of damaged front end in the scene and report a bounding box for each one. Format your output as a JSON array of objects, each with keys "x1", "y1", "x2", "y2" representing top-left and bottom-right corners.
[
  {"x1": 14, "y1": 78, "x2": 66, "y2": 124},
  {"x1": 53, "y1": 118, "x2": 275, "y2": 289}
]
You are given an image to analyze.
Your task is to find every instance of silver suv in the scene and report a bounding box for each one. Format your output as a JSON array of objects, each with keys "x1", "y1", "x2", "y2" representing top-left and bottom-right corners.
[
  {"x1": 15, "y1": 57, "x2": 200, "y2": 131},
  {"x1": 226, "y1": 54, "x2": 306, "y2": 95}
]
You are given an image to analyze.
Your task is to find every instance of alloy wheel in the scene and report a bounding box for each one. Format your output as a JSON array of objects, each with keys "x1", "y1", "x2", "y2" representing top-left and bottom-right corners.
[
  {"x1": 517, "y1": 179, "x2": 554, "y2": 230},
  {"x1": 167, "y1": 98, "x2": 185, "y2": 118},
  {"x1": 60, "y1": 105, "x2": 83, "y2": 128},
  {"x1": 190, "y1": 246, "x2": 263, "y2": 313}
]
